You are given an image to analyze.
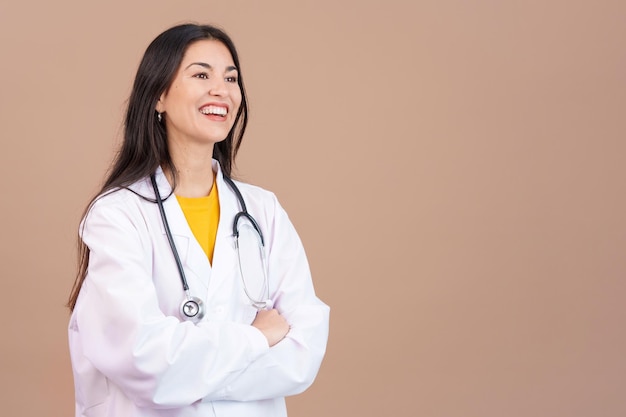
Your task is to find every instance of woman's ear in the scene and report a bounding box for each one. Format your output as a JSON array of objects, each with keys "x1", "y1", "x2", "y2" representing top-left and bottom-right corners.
[{"x1": 155, "y1": 96, "x2": 165, "y2": 114}]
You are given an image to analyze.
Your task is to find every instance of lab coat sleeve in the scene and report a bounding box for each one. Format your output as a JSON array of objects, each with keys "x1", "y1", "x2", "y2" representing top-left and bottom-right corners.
[
  {"x1": 205, "y1": 194, "x2": 330, "y2": 402},
  {"x1": 74, "y1": 194, "x2": 271, "y2": 408}
]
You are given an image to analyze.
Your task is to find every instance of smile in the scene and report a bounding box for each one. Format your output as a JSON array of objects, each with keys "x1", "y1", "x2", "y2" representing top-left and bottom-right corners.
[{"x1": 200, "y1": 105, "x2": 228, "y2": 116}]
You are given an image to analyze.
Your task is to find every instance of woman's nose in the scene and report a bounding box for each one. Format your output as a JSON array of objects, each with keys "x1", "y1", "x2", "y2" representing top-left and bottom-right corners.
[{"x1": 209, "y1": 78, "x2": 228, "y2": 96}]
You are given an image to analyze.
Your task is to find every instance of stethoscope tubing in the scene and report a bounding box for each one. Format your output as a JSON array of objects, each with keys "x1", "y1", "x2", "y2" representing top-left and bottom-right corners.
[
  {"x1": 223, "y1": 175, "x2": 265, "y2": 246},
  {"x1": 150, "y1": 172, "x2": 269, "y2": 320},
  {"x1": 150, "y1": 174, "x2": 191, "y2": 292}
]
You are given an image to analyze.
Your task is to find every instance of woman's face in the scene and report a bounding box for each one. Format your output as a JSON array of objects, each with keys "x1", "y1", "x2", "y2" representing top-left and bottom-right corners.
[{"x1": 156, "y1": 39, "x2": 242, "y2": 149}]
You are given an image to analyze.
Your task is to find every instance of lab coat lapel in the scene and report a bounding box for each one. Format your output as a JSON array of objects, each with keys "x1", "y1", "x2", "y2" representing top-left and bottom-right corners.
[
  {"x1": 207, "y1": 164, "x2": 239, "y2": 297},
  {"x1": 152, "y1": 168, "x2": 212, "y2": 291}
]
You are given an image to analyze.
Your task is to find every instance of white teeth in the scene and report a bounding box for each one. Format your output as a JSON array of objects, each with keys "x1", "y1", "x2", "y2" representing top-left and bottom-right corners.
[{"x1": 200, "y1": 105, "x2": 227, "y2": 116}]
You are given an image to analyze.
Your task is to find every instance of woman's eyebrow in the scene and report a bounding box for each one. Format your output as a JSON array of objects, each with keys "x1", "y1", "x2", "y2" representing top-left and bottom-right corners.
[{"x1": 185, "y1": 62, "x2": 238, "y2": 72}]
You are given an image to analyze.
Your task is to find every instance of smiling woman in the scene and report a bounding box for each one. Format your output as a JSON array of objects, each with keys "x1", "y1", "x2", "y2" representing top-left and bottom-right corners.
[
  {"x1": 66, "y1": 23, "x2": 329, "y2": 417},
  {"x1": 156, "y1": 40, "x2": 243, "y2": 166}
]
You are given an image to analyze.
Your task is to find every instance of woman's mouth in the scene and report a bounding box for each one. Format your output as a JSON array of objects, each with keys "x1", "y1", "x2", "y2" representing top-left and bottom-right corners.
[{"x1": 200, "y1": 105, "x2": 228, "y2": 116}]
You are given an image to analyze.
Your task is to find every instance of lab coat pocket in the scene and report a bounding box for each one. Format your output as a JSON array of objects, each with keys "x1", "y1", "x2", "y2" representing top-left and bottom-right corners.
[
  {"x1": 83, "y1": 401, "x2": 109, "y2": 417},
  {"x1": 79, "y1": 374, "x2": 110, "y2": 417}
]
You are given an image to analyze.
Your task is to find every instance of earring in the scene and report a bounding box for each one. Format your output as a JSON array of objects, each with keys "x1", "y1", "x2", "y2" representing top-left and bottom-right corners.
[{"x1": 157, "y1": 112, "x2": 163, "y2": 123}]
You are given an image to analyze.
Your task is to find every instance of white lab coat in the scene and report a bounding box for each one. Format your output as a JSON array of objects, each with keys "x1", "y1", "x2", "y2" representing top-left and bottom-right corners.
[{"x1": 68, "y1": 162, "x2": 330, "y2": 417}]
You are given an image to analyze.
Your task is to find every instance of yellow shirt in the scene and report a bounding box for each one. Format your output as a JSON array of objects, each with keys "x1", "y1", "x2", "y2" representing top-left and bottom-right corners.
[{"x1": 176, "y1": 180, "x2": 220, "y2": 264}]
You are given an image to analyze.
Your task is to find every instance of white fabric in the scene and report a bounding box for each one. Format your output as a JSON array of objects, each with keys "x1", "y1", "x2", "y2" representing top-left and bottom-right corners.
[{"x1": 69, "y1": 163, "x2": 330, "y2": 417}]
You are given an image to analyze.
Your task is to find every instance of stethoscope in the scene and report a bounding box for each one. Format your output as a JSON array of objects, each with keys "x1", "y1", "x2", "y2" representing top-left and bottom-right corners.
[{"x1": 150, "y1": 173, "x2": 272, "y2": 323}]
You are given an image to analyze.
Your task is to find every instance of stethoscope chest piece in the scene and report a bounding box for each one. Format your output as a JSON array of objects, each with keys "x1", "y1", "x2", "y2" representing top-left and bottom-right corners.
[{"x1": 180, "y1": 296, "x2": 205, "y2": 322}]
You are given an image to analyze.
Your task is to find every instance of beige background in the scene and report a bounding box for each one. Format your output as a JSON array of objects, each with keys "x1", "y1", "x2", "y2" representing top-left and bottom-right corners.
[{"x1": 1, "y1": 0, "x2": 625, "y2": 416}]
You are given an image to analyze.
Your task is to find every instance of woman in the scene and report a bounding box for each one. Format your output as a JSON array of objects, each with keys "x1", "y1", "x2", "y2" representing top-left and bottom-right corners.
[{"x1": 67, "y1": 23, "x2": 329, "y2": 417}]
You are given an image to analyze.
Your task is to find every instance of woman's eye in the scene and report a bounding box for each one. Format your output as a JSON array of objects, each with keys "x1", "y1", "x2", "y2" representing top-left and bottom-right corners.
[
  {"x1": 226, "y1": 76, "x2": 238, "y2": 83},
  {"x1": 194, "y1": 73, "x2": 209, "y2": 79}
]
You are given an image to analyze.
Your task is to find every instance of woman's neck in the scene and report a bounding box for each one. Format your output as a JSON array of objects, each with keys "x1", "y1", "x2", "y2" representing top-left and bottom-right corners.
[{"x1": 166, "y1": 142, "x2": 215, "y2": 197}]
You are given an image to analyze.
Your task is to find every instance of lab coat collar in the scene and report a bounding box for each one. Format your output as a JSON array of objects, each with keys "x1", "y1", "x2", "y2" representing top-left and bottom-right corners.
[
  {"x1": 134, "y1": 162, "x2": 240, "y2": 236},
  {"x1": 129, "y1": 162, "x2": 241, "y2": 293}
]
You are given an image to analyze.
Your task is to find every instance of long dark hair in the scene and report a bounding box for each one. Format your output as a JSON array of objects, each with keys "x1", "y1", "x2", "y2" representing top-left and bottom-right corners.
[{"x1": 68, "y1": 23, "x2": 249, "y2": 310}]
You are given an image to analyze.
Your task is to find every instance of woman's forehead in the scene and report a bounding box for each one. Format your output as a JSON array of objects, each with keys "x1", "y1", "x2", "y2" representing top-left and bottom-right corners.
[{"x1": 180, "y1": 39, "x2": 236, "y2": 68}]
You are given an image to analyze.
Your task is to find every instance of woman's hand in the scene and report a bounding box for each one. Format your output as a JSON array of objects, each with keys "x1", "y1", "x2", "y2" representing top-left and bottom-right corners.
[{"x1": 252, "y1": 309, "x2": 290, "y2": 347}]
